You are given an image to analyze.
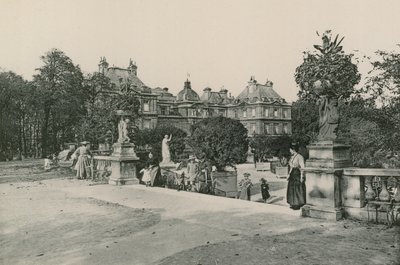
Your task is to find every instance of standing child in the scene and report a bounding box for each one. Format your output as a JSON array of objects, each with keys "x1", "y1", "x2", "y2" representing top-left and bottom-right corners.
[
  {"x1": 238, "y1": 173, "x2": 253, "y2": 201},
  {"x1": 260, "y1": 178, "x2": 270, "y2": 203}
]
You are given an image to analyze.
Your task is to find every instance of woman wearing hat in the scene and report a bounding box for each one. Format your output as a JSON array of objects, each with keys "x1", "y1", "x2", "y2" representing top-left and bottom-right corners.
[
  {"x1": 73, "y1": 141, "x2": 93, "y2": 180},
  {"x1": 286, "y1": 143, "x2": 306, "y2": 210},
  {"x1": 237, "y1": 173, "x2": 253, "y2": 201}
]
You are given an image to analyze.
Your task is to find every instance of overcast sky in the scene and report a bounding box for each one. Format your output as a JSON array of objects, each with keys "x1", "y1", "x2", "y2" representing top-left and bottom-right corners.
[{"x1": 1, "y1": 0, "x2": 399, "y2": 102}]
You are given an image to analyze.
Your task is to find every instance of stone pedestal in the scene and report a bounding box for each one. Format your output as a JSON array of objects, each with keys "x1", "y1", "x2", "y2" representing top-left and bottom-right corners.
[
  {"x1": 212, "y1": 171, "x2": 238, "y2": 198},
  {"x1": 97, "y1": 143, "x2": 140, "y2": 185},
  {"x1": 301, "y1": 140, "x2": 351, "y2": 220},
  {"x1": 159, "y1": 162, "x2": 176, "y2": 169},
  {"x1": 306, "y1": 141, "x2": 352, "y2": 168}
]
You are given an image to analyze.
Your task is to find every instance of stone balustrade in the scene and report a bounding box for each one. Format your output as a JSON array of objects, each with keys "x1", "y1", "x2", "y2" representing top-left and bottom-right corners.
[{"x1": 342, "y1": 168, "x2": 400, "y2": 224}]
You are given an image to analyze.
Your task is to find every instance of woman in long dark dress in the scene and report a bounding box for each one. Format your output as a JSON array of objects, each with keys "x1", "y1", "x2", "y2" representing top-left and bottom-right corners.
[{"x1": 286, "y1": 143, "x2": 306, "y2": 210}]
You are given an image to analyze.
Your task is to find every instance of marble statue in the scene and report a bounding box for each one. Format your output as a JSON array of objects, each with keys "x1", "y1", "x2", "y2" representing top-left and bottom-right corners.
[
  {"x1": 118, "y1": 117, "x2": 130, "y2": 143},
  {"x1": 161, "y1": 134, "x2": 172, "y2": 164},
  {"x1": 317, "y1": 96, "x2": 339, "y2": 141}
]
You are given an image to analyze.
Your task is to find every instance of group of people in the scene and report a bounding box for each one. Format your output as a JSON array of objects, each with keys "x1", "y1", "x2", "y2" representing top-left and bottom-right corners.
[
  {"x1": 67, "y1": 139, "x2": 307, "y2": 210},
  {"x1": 236, "y1": 173, "x2": 270, "y2": 202},
  {"x1": 237, "y1": 142, "x2": 306, "y2": 210},
  {"x1": 140, "y1": 152, "x2": 163, "y2": 187},
  {"x1": 43, "y1": 140, "x2": 93, "y2": 180}
]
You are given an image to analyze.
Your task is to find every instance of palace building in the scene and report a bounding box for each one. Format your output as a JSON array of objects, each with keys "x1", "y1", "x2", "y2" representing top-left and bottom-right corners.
[{"x1": 99, "y1": 58, "x2": 292, "y2": 136}]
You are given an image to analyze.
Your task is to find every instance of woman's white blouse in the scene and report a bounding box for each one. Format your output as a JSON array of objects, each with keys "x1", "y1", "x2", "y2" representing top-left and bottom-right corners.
[{"x1": 289, "y1": 153, "x2": 305, "y2": 169}]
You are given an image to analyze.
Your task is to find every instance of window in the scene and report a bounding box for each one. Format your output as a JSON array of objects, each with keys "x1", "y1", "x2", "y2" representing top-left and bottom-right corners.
[
  {"x1": 264, "y1": 108, "x2": 269, "y2": 117},
  {"x1": 283, "y1": 109, "x2": 287, "y2": 118},
  {"x1": 264, "y1": 123, "x2": 270, "y2": 135},
  {"x1": 252, "y1": 108, "x2": 256, "y2": 117},
  {"x1": 274, "y1": 108, "x2": 278, "y2": 117},
  {"x1": 251, "y1": 123, "x2": 256, "y2": 134},
  {"x1": 283, "y1": 123, "x2": 289, "y2": 134},
  {"x1": 160, "y1": 106, "x2": 167, "y2": 115},
  {"x1": 243, "y1": 109, "x2": 247, "y2": 118},
  {"x1": 274, "y1": 123, "x2": 280, "y2": 134},
  {"x1": 143, "y1": 100, "x2": 150, "y2": 112},
  {"x1": 234, "y1": 110, "x2": 238, "y2": 118}
]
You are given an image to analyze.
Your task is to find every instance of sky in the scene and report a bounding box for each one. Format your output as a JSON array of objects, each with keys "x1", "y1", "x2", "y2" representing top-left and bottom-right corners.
[{"x1": 1, "y1": 0, "x2": 399, "y2": 102}]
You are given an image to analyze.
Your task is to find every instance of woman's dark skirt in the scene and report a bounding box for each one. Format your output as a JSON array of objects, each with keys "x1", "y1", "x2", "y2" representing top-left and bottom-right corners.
[{"x1": 286, "y1": 168, "x2": 306, "y2": 208}]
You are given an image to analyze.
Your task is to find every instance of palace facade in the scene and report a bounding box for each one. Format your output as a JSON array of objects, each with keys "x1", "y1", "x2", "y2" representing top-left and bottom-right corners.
[{"x1": 99, "y1": 58, "x2": 292, "y2": 136}]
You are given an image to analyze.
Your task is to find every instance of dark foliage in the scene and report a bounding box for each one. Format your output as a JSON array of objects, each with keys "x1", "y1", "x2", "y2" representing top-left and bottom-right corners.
[
  {"x1": 135, "y1": 125, "x2": 187, "y2": 163},
  {"x1": 188, "y1": 116, "x2": 248, "y2": 171}
]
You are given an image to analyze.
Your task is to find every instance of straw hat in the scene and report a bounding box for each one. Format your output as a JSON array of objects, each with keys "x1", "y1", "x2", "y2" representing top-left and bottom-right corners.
[{"x1": 80, "y1": 141, "x2": 90, "y2": 145}]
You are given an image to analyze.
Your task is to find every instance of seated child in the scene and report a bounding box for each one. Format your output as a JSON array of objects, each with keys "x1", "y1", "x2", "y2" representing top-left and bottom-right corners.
[
  {"x1": 260, "y1": 178, "x2": 270, "y2": 203},
  {"x1": 44, "y1": 156, "x2": 52, "y2": 171}
]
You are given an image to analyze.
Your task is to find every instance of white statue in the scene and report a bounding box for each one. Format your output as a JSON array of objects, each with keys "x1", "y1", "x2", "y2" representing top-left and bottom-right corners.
[
  {"x1": 117, "y1": 117, "x2": 130, "y2": 143},
  {"x1": 161, "y1": 134, "x2": 172, "y2": 164}
]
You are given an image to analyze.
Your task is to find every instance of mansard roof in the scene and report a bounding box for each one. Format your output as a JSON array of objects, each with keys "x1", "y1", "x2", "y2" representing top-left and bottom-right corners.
[
  {"x1": 200, "y1": 87, "x2": 234, "y2": 105},
  {"x1": 151, "y1": 87, "x2": 175, "y2": 101},
  {"x1": 237, "y1": 77, "x2": 283, "y2": 102},
  {"x1": 104, "y1": 67, "x2": 145, "y2": 90}
]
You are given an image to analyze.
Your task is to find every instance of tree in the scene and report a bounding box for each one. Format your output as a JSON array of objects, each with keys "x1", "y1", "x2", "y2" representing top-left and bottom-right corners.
[
  {"x1": 33, "y1": 49, "x2": 85, "y2": 157},
  {"x1": 291, "y1": 99, "x2": 319, "y2": 144},
  {"x1": 365, "y1": 47, "x2": 400, "y2": 103},
  {"x1": 135, "y1": 125, "x2": 187, "y2": 163},
  {"x1": 0, "y1": 72, "x2": 26, "y2": 160},
  {"x1": 188, "y1": 116, "x2": 248, "y2": 171},
  {"x1": 34, "y1": 49, "x2": 87, "y2": 156},
  {"x1": 76, "y1": 72, "x2": 142, "y2": 148},
  {"x1": 249, "y1": 134, "x2": 292, "y2": 160}
]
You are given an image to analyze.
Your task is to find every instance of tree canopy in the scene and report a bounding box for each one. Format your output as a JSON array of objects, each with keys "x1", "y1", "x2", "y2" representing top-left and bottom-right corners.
[
  {"x1": 365, "y1": 47, "x2": 400, "y2": 103},
  {"x1": 188, "y1": 116, "x2": 248, "y2": 171},
  {"x1": 33, "y1": 49, "x2": 85, "y2": 157}
]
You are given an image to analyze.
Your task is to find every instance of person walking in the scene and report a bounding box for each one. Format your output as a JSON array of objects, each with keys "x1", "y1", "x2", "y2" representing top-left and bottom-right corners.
[
  {"x1": 73, "y1": 141, "x2": 92, "y2": 180},
  {"x1": 286, "y1": 143, "x2": 306, "y2": 210}
]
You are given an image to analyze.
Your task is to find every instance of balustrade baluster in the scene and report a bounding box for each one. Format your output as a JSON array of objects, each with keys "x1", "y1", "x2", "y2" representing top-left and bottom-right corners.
[
  {"x1": 393, "y1": 177, "x2": 400, "y2": 203},
  {"x1": 379, "y1": 176, "x2": 390, "y2": 202},
  {"x1": 365, "y1": 176, "x2": 376, "y2": 201}
]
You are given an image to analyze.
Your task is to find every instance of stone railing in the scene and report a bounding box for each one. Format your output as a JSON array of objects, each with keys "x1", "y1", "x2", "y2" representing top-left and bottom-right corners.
[
  {"x1": 342, "y1": 168, "x2": 400, "y2": 224},
  {"x1": 92, "y1": 156, "x2": 112, "y2": 181}
]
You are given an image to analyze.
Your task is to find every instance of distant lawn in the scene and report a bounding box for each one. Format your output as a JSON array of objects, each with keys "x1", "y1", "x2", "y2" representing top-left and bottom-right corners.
[{"x1": 0, "y1": 159, "x2": 72, "y2": 184}]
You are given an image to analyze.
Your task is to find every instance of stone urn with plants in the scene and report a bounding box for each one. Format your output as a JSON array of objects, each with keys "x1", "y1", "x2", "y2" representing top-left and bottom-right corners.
[{"x1": 294, "y1": 30, "x2": 361, "y2": 220}]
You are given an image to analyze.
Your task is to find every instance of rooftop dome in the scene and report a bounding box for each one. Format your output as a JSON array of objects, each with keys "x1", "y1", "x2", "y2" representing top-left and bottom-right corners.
[{"x1": 176, "y1": 79, "x2": 200, "y2": 102}]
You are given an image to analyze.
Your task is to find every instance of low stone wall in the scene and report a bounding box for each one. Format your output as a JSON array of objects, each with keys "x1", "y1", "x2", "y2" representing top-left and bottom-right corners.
[{"x1": 342, "y1": 168, "x2": 400, "y2": 224}]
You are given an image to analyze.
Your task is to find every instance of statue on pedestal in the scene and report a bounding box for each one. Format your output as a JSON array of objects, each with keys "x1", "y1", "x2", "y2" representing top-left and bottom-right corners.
[
  {"x1": 161, "y1": 134, "x2": 172, "y2": 164},
  {"x1": 117, "y1": 116, "x2": 130, "y2": 143},
  {"x1": 317, "y1": 96, "x2": 339, "y2": 141},
  {"x1": 313, "y1": 80, "x2": 339, "y2": 141}
]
